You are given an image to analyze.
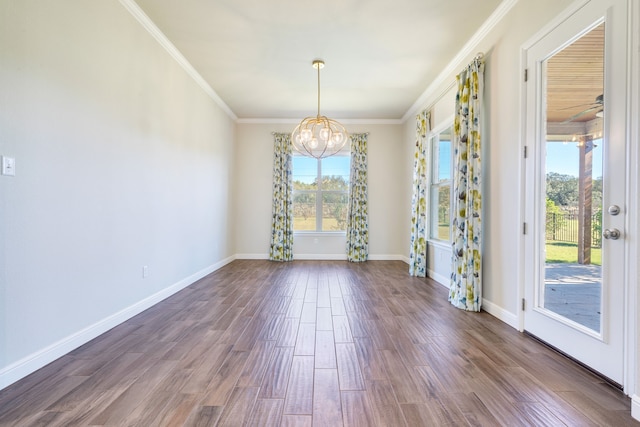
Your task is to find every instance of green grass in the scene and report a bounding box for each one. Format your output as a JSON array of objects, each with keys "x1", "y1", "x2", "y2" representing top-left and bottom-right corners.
[
  {"x1": 545, "y1": 240, "x2": 601, "y2": 266},
  {"x1": 437, "y1": 224, "x2": 450, "y2": 241},
  {"x1": 294, "y1": 217, "x2": 343, "y2": 231}
]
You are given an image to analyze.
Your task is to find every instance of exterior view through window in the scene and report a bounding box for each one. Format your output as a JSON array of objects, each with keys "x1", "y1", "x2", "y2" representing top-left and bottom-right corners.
[
  {"x1": 430, "y1": 126, "x2": 452, "y2": 241},
  {"x1": 293, "y1": 155, "x2": 350, "y2": 232}
]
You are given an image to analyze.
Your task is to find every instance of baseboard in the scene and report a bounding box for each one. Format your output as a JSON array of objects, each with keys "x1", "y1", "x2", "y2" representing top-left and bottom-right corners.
[
  {"x1": 632, "y1": 394, "x2": 640, "y2": 421},
  {"x1": 0, "y1": 255, "x2": 235, "y2": 390},
  {"x1": 423, "y1": 267, "x2": 518, "y2": 329},
  {"x1": 482, "y1": 298, "x2": 519, "y2": 329},
  {"x1": 235, "y1": 253, "x2": 407, "y2": 261},
  {"x1": 427, "y1": 270, "x2": 449, "y2": 287}
]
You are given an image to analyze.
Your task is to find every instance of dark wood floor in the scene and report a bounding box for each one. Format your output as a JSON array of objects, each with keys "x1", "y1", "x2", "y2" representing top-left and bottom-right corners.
[{"x1": 0, "y1": 260, "x2": 637, "y2": 426}]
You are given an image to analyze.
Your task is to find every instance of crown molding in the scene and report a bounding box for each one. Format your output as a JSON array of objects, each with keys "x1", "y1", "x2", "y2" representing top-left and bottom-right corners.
[
  {"x1": 236, "y1": 118, "x2": 403, "y2": 125},
  {"x1": 118, "y1": 0, "x2": 237, "y2": 121},
  {"x1": 402, "y1": 0, "x2": 520, "y2": 122}
]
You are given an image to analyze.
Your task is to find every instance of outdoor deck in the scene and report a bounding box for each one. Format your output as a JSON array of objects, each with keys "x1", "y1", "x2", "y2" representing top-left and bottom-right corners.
[{"x1": 545, "y1": 263, "x2": 602, "y2": 331}]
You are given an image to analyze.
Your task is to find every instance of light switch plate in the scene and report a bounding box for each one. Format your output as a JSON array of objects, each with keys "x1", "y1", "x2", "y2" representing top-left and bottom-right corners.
[{"x1": 2, "y1": 156, "x2": 15, "y2": 176}]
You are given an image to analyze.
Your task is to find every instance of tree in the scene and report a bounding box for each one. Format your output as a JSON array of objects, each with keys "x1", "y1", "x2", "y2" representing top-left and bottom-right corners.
[
  {"x1": 591, "y1": 176, "x2": 603, "y2": 211},
  {"x1": 321, "y1": 175, "x2": 348, "y2": 191},
  {"x1": 546, "y1": 172, "x2": 578, "y2": 208},
  {"x1": 546, "y1": 197, "x2": 565, "y2": 239}
]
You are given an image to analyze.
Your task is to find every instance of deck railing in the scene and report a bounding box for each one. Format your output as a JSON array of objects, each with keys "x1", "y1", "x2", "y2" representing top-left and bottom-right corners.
[{"x1": 546, "y1": 212, "x2": 602, "y2": 248}]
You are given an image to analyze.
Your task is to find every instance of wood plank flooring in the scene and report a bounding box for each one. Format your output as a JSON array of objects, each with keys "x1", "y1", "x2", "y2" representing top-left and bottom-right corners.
[{"x1": 0, "y1": 260, "x2": 637, "y2": 426}]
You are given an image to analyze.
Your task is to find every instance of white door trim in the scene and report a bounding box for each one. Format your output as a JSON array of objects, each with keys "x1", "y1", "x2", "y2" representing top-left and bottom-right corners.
[{"x1": 626, "y1": 0, "x2": 640, "y2": 414}]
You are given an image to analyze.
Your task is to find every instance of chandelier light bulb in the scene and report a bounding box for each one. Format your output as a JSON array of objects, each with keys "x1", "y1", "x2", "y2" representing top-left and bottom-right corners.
[
  {"x1": 309, "y1": 137, "x2": 319, "y2": 149},
  {"x1": 301, "y1": 129, "x2": 312, "y2": 143},
  {"x1": 319, "y1": 127, "x2": 331, "y2": 141}
]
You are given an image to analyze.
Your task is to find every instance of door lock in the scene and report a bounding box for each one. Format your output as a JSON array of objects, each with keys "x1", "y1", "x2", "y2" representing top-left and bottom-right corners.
[{"x1": 603, "y1": 228, "x2": 621, "y2": 240}]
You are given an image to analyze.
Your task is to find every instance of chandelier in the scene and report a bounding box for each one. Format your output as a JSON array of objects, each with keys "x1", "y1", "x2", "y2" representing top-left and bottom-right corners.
[{"x1": 291, "y1": 60, "x2": 349, "y2": 159}]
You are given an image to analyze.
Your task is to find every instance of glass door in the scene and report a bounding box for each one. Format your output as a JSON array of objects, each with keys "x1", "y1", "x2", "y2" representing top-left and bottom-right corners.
[{"x1": 523, "y1": 0, "x2": 627, "y2": 385}]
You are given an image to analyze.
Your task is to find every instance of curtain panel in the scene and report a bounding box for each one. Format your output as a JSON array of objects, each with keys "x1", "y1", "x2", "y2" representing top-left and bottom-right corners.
[
  {"x1": 409, "y1": 110, "x2": 431, "y2": 276},
  {"x1": 346, "y1": 133, "x2": 369, "y2": 262},
  {"x1": 449, "y1": 57, "x2": 484, "y2": 311},
  {"x1": 269, "y1": 133, "x2": 294, "y2": 261}
]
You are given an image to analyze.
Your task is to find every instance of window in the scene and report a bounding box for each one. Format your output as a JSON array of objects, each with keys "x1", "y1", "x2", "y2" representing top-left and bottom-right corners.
[
  {"x1": 429, "y1": 125, "x2": 452, "y2": 241},
  {"x1": 293, "y1": 155, "x2": 350, "y2": 232}
]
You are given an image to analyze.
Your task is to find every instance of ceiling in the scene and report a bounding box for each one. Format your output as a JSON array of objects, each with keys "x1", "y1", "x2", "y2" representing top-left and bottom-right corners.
[
  {"x1": 546, "y1": 23, "x2": 604, "y2": 125},
  {"x1": 133, "y1": 0, "x2": 503, "y2": 120}
]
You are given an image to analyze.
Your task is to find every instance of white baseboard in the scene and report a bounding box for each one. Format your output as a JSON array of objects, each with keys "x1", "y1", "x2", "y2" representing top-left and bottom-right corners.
[
  {"x1": 632, "y1": 394, "x2": 640, "y2": 421},
  {"x1": 235, "y1": 253, "x2": 407, "y2": 261},
  {"x1": 0, "y1": 256, "x2": 235, "y2": 390},
  {"x1": 481, "y1": 298, "x2": 519, "y2": 329},
  {"x1": 426, "y1": 269, "x2": 518, "y2": 330},
  {"x1": 428, "y1": 270, "x2": 449, "y2": 287}
]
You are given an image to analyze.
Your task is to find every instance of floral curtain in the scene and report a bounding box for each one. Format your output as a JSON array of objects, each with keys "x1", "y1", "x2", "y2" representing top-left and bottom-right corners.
[
  {"x1": 449, "y1": 56, "x2": 484, "y2": 311},
  {"x1": 346, "y1": 133, "x2": 369, "y2": 262},
  {"x1": 409, "y1": 110, "x2": 431, "y2": 276},
  {"x1": 269, "y1": 133, "x2": 294, "y2": 261}
]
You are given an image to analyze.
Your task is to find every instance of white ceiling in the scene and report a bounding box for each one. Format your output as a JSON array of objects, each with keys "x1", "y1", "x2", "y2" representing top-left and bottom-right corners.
[{"x1": 132, "y1": 0, "x2": 503, "y2": 120}]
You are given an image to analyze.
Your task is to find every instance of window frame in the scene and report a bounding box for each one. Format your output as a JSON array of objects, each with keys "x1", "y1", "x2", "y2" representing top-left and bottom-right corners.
[
  {"x1": 428, "y1": 121, "x2": 454, "y2": 244},
  {"x1": 292, "y1": 153, "x2": 350, "y2": 233}
]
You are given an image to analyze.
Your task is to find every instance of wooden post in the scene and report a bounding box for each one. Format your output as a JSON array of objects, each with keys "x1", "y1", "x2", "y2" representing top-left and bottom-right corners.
[{"x1": 577, "y1": 136, "x2": 593, "y2": 264}]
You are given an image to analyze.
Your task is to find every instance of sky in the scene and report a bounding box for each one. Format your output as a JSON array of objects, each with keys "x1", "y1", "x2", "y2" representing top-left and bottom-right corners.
[
  {"x1": 438, "y1": 140, "x2": 451, "y2": 181},
  {"x1": 546, "y1": 139, "x2": 603, "y2": 178},
  {"x1": 293, "y1": 155, "x2": 350, "y2": 184}
]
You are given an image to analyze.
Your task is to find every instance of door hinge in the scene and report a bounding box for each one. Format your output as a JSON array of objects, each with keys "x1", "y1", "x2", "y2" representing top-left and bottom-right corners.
[
  {"x1": 524, "y1": 146, "x2": 528, "y2": 158},
  {"x1": 524, "y1": 68, "x2": 528, "y2": 82},
  {"x1": 522, "y1": 298, "x2": 526, "y2": 311},
  {"x1": 523, "y1": 222, "x2": 527, "y2": 235}
]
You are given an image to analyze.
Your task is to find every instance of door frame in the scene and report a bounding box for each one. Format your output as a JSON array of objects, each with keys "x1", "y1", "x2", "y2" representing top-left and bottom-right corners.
[
  {"x1": 517, "y1": 0, "x2": 638, "y2": 397},
  {"x1": 627, "y1": 0, "x2": 640, "y2": 417}
]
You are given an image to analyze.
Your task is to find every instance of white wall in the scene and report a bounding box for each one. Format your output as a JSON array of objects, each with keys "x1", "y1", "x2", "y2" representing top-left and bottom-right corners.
[
  {"x1": 234, "y1": 122, "x2": 406, "y2": 259},
  {"x1": 0, "y1": 1, "x2": 236, "y2": 387}
]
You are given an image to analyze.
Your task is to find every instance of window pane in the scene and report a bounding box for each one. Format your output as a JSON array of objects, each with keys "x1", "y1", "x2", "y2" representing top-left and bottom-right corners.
[
  {"x1": 322, "y1": 192, "x2": 348, "y2": 231},
  {"x1": 438, "y1": 127, "x2": 452, "y2": 182},
  {"x1": 437, "y1": 185, "x2": 451, "y2": 240},
  {"x1": 293, "y1": 156, "x2": 318, "y2": 190},
  {"x1": 321, "y1": 156, "x2": 350, "y2": 191},
  {"x1": 293, "y1": 192, "x2": 316, "y2": 231},
  {"x1": 430, "y1": 187, "x2": 439, "y2": 239},
  {"x1": 430, "y1": 126, "x2": 453, "y2": 241}
]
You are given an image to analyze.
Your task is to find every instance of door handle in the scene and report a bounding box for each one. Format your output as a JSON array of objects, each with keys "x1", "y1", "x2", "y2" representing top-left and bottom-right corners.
[{"x1": 603, "y1": 228, "x2": 621, "y2": 240}]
